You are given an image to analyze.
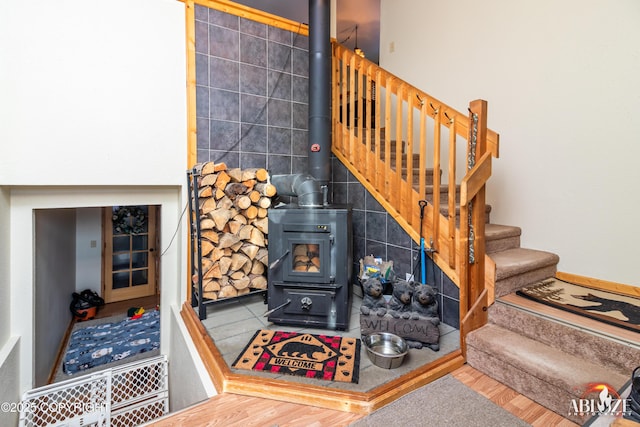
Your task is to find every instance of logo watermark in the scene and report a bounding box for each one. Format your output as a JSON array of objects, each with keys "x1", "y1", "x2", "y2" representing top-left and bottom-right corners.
[{"x1": 569, "y1": 382, "x2": 631, "y2": 418}]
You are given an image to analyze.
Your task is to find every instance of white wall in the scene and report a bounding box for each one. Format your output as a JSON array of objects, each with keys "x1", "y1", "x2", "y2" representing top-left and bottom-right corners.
[
  {"x1": 380, "y1": 0, "x2": 640, "y2": 287},
  {"x1": 0, "y1": 0, "x2": 186, "y2": 186},
  {"x1": 1, "y1": 0, "x2": 192, "y2": 394},
  {"x1": 34, "y1": 209, "x2": 77, "y2": 387},
  {"x1": 75, "y1": 208, "x2": 103, "y2": 294},
  {"x1": 0, "y1": 188, "x2": 10, "y2": 345}
]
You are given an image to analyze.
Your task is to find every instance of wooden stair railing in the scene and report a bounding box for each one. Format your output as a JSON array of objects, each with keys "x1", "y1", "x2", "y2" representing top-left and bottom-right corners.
[{"x1": 331, "y1": 43, "x2": 500, "y2": 342}]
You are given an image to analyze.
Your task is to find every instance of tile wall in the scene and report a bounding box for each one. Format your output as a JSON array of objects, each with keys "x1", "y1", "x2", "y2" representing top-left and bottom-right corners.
[{"x1": 194, "y1": 5, "x2": 459, "y2": 329}]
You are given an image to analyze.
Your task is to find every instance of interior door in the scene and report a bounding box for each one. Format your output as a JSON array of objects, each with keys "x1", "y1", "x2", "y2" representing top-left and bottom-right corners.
[{"x1": 103, "y1": 205, "x2": 158, "y2": 303}]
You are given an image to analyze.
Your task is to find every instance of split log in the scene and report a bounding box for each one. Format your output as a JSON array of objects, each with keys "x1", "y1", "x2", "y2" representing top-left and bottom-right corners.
[
  {"x1": 200, "y1": 240, "x2": 214, "y2": 257},
  {"x1": 203, "y1": 279, "x2": 220, "y2": 292},
  {"x1": 200, "y1": 173, "x2": 218, "y2": 187},
  {"x1": 240, "y1": 243, "x2": 259, "y2": 260},
  {"x1": 209, "y1": 247, "x2": 226, "y2": 263},
  {"x1": 230, "y1": 253, "x2": 250, "y2": 271},
  {"x1": 231, "y1": 275, "x2": 251, "y2": 290},
  {"x1": 217, "y1": 233, "x2": 241, "y2": 249},
  {"x1": 214, "y1": 188, "x2": 226, "y2": 200},
  {"x1": 203, "y1": 291, "x2": 218, "y2": 300},
  {"x1": 249, "y1": 228, "x2": 265, "y2": 247},
  {"x1": 241, "y1": 259, "x2": 252, "y2": 275},
  {"x1": 257, "y1": 196, "x2": 272, "y2": 209},
  {"x1": 252, "y1": 217, "x2": 268, "y2": 234},
  {"x1": 249, "y1": 275, "x2": 267, "y2": 290},
  {"x1": 229, "y1": 271, "x2": 245, "y2": 280},
  {"x1": 195, "y1": 161, "x2": 217, "y2": 176},
  {"x1": 218, "y1": 285, "x2": 238, "y2": 298},
  {"x1": 242, "y1": 205, "x2": 258, "y2": 220},
  {"x1": 241, "y1": 168, "x2": 268, "y2": 182},
  {"x1": 236, "y1": 224, "x2": 254, "y2": 241},
  {"x1": 210, "y1": 208, "x2": 233, "y2": 231},
  {"x1": 237, "y1": 288, "x2": 251, "y2": 296},
  {"x1": 234, "y1": 195, "x2": 252, "y2": 210},
  {"x1": 232, "y1": 213, "x2": 247, "y2": 225},
  {"x1": 200, "y1": 229, "x2": 219, "y2": 244},
  {"x1": 200, "y1": 218, "x2": 215, "y2": 230},
  {"x1": 225, "y1": 182, "x2": 248, "y2": 198},
  {"x1": 248, "y1": 190, "x2": 261, "y2": 203},
  {"x1": 227, "y1": 168, "x2": 244, "y2": 183},
  {"x1": 199, "y1": 197, "x2": 217, "y2": 215},
  {"x1": 257, "y1": 207, "x2": 268, "y2": 218},
  {"x1": 230, "y1": 240, "x2": 244, "y2": 252},
  {"x1": 198, "y1": 186, "x2": 213, "y2": 199},
  {"x1": 214, "y1": 171, "x2": 231, "y2": 191},
  {"x1": 219, "y1": 257, "x2": 232, "y2": 275},
  {"x1": 227, "y1": 220, "x2": 243, "y2": 235},
  {"x1": 256, "y1": 248, "x2": 268, "y2": 266},
  {"x1": 255, "y1": 182, "x2": 277, "y2": 197},
  {"x1": 216, "y1": 195, "x2": 233, "y2": 210},
  {"x1": 203, "y1": 263, "x2": 222, "y2": 280},
  {"x1": 250, "y1": 259, "x2": 265, "y2": 275}
]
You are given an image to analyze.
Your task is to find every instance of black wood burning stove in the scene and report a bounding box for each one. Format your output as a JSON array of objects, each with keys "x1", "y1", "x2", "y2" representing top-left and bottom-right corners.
[
  {"x1": 266, "y1": 0, "x2": 352, "y2": 330},
  {"x1": 267, "y1": 205, "x2": 352, "y2": 330}
]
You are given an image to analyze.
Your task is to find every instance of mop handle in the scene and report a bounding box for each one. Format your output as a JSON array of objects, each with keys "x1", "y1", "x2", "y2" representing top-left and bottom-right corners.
[{"x1": 418, "y1": 200, "x2": 428, "y2": 283}]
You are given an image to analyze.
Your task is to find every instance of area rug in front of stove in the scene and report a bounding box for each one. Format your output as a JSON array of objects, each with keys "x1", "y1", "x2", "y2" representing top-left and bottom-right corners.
[
  {"x1": 517, "y1": 278, "x2": 640, "y2": 333},
  {"x1": 232, "y1": 330, "x2": 360, "y2": 383}
]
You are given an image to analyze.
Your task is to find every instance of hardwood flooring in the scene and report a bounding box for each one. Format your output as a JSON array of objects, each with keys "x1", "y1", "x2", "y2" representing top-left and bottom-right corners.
[
  {"x1": 94, "y1": 294, "x2": 159, "y2": 319},
  {"x1": 149, "y1": 364, "x2": 578, "y2": 427}
]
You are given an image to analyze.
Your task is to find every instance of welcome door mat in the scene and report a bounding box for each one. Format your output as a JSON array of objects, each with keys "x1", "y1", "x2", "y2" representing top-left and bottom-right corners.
[
  {"x1": 517, "y1": 278, "x2": 640, "y2": 333},
  {"x1": 232, "y1": 330, "x2": 361, "y2": 383}
]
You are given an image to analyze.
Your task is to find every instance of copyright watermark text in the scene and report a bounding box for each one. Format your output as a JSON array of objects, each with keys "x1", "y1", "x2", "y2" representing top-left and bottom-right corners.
[{"x1": 1, "y1": 401, "x2": 107, "y2": 413}]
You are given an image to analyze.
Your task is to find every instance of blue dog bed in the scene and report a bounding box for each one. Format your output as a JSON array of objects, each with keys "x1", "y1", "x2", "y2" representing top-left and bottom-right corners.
[{"x1": 63, "y1": 310, "x2": 160, "y2": 374}]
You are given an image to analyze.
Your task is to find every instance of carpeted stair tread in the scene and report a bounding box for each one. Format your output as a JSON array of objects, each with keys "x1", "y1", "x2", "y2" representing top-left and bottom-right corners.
[
  {"x1": 489, "y1": 248, "x2": 560, "y2": 298},
  {"x1": 466, "y1": 324, "x2": 629, "y2": 423},
  {"x1": 491, "y1": 248, "x2": 559, "y2": 280},
  {"x1": 485, "y1": 224, "x2": 522, "y2": 254},
  {"x1": 489, "y1": 295, "x2": 639, "y2": 374}
]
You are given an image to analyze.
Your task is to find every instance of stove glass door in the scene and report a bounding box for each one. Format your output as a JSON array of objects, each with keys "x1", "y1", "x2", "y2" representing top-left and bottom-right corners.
[{"x1": 283, "y1": 231, "x2": 332, "y2": 283}]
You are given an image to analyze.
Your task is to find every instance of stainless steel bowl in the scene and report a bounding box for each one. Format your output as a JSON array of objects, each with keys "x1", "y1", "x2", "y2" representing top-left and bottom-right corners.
[{"x1": 363, "y1": 332, "x2": 409, "y2": 369}]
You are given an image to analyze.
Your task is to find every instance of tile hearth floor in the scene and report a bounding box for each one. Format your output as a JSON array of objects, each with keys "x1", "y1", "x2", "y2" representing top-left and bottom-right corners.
[{"x1": 201, "y1": 291, "x2": 460, "y2": 392}]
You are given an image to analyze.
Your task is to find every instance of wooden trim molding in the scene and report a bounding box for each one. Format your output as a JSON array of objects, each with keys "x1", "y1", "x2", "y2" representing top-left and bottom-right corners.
[
  {"x1": 187, "y1": 0, "x2": 309, "y2": 36},
  {"x1": 180, "y1": 302, "x2": 465, "y2": 414},
  {"x1": 555, "y1": 271, "x2": 640, "y2": 298}
]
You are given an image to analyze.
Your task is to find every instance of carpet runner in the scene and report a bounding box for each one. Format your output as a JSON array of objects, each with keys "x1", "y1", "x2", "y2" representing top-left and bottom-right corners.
[{"x1": 517, "y1": 278, "x2": 640, "y2": 333}]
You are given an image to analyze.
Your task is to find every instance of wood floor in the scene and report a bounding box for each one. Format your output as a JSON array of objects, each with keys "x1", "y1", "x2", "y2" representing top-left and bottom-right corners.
[{"x1": 149, "y1": 364, "x2": 578, "y2": 427}]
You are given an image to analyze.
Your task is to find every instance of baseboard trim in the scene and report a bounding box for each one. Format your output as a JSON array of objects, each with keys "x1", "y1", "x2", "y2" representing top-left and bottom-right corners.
[{"x1": 556, "y1": 271, "x2": 639, "y2": 298}]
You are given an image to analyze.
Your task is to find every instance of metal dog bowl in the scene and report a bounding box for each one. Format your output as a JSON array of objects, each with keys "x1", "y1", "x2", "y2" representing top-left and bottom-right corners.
[{"x1": 363, "y1": 332, "x2": 409, "y2": 369}]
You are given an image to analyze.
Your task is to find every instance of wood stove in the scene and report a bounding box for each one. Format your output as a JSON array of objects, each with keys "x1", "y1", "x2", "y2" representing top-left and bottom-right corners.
[
  {"x1": 267, "y1": 204, "x2": 352, "y2": 330},
  {"x1": 266, "y1": 0, "x2": 352, "y2": 330}
]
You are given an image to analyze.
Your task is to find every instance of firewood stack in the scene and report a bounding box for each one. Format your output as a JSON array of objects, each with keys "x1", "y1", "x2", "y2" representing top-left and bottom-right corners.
[{"x1": 191, "y1": 162, "x2": 277, "y2": 301}]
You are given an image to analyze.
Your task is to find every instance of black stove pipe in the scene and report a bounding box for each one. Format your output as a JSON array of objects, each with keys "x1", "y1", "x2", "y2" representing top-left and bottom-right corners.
[
  {"x1": 307, "y1": 0, "x2": 331, "y2": 191},
  {"x1": 271, "y1": 0, "x2": 331, "y2": 208}
]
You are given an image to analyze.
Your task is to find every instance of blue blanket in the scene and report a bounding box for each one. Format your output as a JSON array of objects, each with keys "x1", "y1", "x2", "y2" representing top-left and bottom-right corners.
[{"x1": 63, "y1": 310, "x2": 160, "y2": 374}]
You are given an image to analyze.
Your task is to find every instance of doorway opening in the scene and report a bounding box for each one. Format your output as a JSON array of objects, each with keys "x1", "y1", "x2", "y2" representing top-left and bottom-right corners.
[{"x1": 33, "y1": 205, "x2": 162, "y2": 386}]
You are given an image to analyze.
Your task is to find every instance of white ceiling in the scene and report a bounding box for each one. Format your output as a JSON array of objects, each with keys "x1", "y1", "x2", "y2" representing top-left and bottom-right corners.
[{"x1": 232, "y1": 0, "x2": 381, "y2": 63}]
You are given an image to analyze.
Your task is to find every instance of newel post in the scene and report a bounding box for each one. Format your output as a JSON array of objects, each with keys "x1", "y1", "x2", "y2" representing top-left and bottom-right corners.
[{"x1": 460, "y1": 100, "x2": 489, "y2": 344}]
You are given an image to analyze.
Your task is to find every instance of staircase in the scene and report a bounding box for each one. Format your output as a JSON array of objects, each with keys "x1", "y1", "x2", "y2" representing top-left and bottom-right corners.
[
  {"x1": 468, "y1": 225, "x2": 637, "y2": 424},
  {"x1": 330, "y1": 42, "x2": 638, "y2": 424}
]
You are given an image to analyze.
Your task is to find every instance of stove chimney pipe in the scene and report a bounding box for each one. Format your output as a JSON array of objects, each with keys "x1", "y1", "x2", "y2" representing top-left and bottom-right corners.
[{"x1": 307, "y1": 0, "x2": 331, "y2": 192}]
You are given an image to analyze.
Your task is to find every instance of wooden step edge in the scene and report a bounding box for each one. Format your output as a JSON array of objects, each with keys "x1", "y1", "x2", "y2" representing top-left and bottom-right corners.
[{"x1": 497, "y1": 293, "x2": 640, "y2": 349}]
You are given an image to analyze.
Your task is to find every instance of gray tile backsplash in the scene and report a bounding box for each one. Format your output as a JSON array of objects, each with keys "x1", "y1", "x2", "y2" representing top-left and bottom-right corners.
[{"x1": 194, "y1": 5, "x2": 459, "y2": 329}]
